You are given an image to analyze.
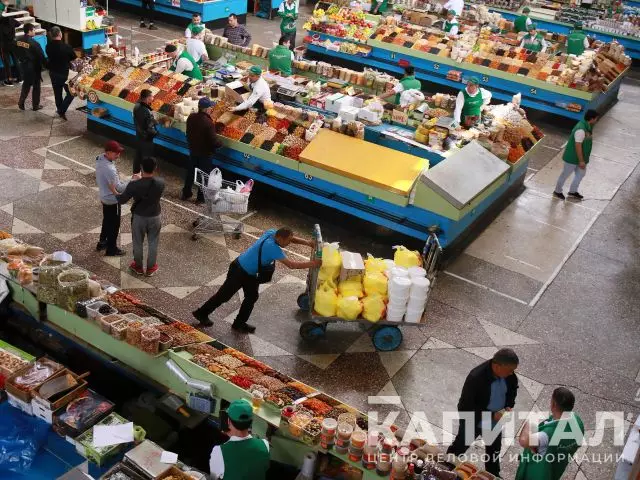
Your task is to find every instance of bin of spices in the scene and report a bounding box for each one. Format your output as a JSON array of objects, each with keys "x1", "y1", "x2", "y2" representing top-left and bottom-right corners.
[
  {"x1": 110, "y1": 319, "x2": 130, "y2": 340},
  {"x1": 139, "y1": 327, "x2": 160, "y2": 354},
  {"x1": 37, "y1": 256, "x2": 70, "y2": 304},
  {"x1": 57, "y1": 269, "x2": 90, "y2": 312},
  {"x1": 126, "y1": 321, "x2": 144, "y2": 347},
  {"x1": 338, "y1": 412, "x2": 356, "y2": 426},
  {"x1": 362, "y1": 444, "x2": 377, "y2": 469},
  {"x1": 288, "y1": 411, "x2": 312, "y2": 438},
  {"x1": 336, "y1": 422, "x2": 353, "y2": 448},
  {"x1": 100, "y1": 314, "x2": 123, "y2": 334},
  {"x1": 376, "y1": 453, "x2": 392, "y2": 476},
  {"x1": 390, "y1": 458, "x2": 407, "y2": 480},
  {"x1": 302, "y1": 418, "x2": 322, "y2": 445},
  {"x1": 348, "y1": 444, "x2": 364, "y2": 462},
  {"x1": 158, "y1": 332, "x2": 173, "y2": 351},
  {"x1": 351, "y1": 430, "x2": 366, "y2": 449}
]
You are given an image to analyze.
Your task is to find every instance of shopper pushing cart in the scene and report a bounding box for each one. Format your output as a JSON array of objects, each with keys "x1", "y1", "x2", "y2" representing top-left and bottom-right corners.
[{"x1": 193, "y1": 227, "x2": 320, "y2": 332}]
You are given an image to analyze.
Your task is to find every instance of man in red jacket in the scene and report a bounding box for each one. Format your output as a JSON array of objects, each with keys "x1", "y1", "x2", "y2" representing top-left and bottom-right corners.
[{"x1": 182, "y1": 97, "x2": 222, "y2": 203}]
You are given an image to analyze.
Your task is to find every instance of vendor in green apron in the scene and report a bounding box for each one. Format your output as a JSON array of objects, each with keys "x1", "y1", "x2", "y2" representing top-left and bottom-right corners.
[
  {"x1": 453, "y1": 76, "x2": 492, "y2": 128},
  {"x1": 370, "y1": 0, "x2": 388, "y2": 15},
  {"x1": 514, "y1": 7, "x2": 532, "y2": 33},
  {"x1": 442, "y1": 10, "x2": 459, "y2": 37},
  {"x1": 566, "y1": 22, "x2": 590, "y2": 56},
  {"x1": 278, "y1": 0, "x2": 298, "y2": 49},
  {"x1": 209, "y1": 400, "x2": 270, "y2": 480},
  {"x1": 269, "y1": 36, "x2": 294, "y2": 76},
  {"x1": 165, "y1": 44, "x2": 203, "y2": 80},
  {"x1": 184, "y1": 13, "x2": 205, "y2": 38},
  {"x1": 516, "y1": 387, "x2": 584, "y2": 480},
  {"x1": 379, "y1": 66, "x2": 422, "y2": 104},
  {"x1": 520, "y1": 23, "x2": 547, "y2": 52}
]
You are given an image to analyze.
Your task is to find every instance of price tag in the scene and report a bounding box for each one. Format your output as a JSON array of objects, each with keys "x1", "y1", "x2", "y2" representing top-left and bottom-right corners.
[
  {"x1": 390, "y1": 52, "x2": 396, "y2": 60},
  {"x1": 530, "y1": 88, "x2": 537, "y2": 95},
  {"x1": 482, "y1": 75, "x2": 489, "y2": 83},
  {"x1": 304, "y1": 173, "x2": 313, "y2": 181},
  {"x1": 243, "y1": 153, "x2": 251, "y2": 159},
  {"x1": 434, "y1": 63, "x2": 440, "y2": 70},
  {"x1": 367, "y1": 196, "x2": 375, "y2": 204}
]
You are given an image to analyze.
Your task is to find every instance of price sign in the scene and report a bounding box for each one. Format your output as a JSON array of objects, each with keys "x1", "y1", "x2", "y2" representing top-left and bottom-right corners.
[
  {"x1": 304, "y1": 173, "x2": 313, "y2": 181},
  {"x1": 482, "y1": 75, "x2": 489, "y2": 83},
  {"x1": 243, "y1": 153, "x2": 251, "y2": 159},
  {"x1": 530, "y1": 88, "x2": 537, "y2": 95},
  {"x1": 172, "y1": 0, "x2": 181, "y2": 7},
  {"x1": 434, "y1": 63, "x2": 440, "y2": 70},
  {"x1": 390, "y1": 52, "x2": 396, "y2": 60}
]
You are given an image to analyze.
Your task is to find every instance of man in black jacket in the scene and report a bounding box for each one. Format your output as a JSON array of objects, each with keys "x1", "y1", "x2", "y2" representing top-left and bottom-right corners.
[
  {"x1": 182, "y1": 97, "x2": 221, "y2": 203},
  {"x1": 447, "y1": 348, "x2": 519, "y2": 477},
  {"x1": 45, "y1": 26, "x2": 76, "y2": 120},
  {"x1": 15, "y1": 23, "x2": 46, "y2": 111},
  {"x1": 0, "y1": 0, "x2": 21, "y2": 86},
  {"x1": 132, "y1": 89, "x2": 158, "y2": 175}
]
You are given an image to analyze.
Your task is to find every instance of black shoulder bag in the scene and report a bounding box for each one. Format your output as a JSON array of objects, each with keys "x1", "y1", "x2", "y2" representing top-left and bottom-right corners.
[{"x1": 256, "y1": 236, "x2": 276, "y2": 284}]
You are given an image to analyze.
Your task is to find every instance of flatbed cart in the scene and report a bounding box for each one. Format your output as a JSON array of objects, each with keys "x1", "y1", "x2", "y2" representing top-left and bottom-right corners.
[
  {"x1": 191, "y1": 168, "x2": 250, "y2": 241},
  {"x1": 296, "y1": 224, "x2": 442, "y2": 351}
]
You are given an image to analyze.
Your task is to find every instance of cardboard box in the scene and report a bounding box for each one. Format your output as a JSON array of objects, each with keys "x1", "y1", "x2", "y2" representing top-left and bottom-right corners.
[
  {"x1": 325, "y1": 93, "x2": 345, "y2": 113},
  {"x1": 8, "y1": 392, "x2": 33, "y2": 415},
  {"x1": 5, "y1": 357, "x2": 64, "y2": 403},
  {"x1": 340, "y1": 106, "x2": 360, "y2": 123},
  {"x1": 32, "y1": 369, "x2": 89, "y2": 413},
  {"x1": 53, "y1": 389, "x2": 115, "y2": 438},
  {"x1": 339, "y1": 251, "x2": 365, "y2": 281},
  {"x1": 392, "y1": 109, "x2": 409, "y2": 125},
  {"x1": 75, "y1": 413, "x2": 130, "y2": 466},
  {"x1": 32, "y1": 399, "x2": 61, "y2": 424}
]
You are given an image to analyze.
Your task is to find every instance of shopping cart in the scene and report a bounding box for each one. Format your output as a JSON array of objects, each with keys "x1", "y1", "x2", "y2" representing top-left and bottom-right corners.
[
  {"x1": 296, "y1": 224, "x2": 442, "y2": 351},
  {"x1": 191, "y1": 168, "x2": 251, "y2": 241}
]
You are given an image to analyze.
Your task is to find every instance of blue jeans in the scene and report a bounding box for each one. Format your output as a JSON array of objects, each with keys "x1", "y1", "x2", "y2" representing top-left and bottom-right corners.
[
  {"x1": 183, "y1": 154, "x2": 213, "y2": 201},
  {"x1": 555, "y1": 161, "x2": 587, "y2": 193}
]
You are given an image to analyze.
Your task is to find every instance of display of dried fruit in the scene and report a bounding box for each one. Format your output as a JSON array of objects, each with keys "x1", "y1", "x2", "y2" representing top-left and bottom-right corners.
[
  {"x1": 214, "y1": 355, "x2": 245, "y2": 370},
  {"x1": 302, "y1": 398, "x2": 333, "y2": 416},
  {"x1": 0, "y1": 349, "x2": 29, "y2": 375}
]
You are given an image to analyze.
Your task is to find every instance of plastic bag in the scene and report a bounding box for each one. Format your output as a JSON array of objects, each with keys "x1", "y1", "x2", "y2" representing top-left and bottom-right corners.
[
  {"x1": 338, "y1": 275, "x2": 363, "y2": 298},
  {"x1": 363, "y1": 271, "x2": 388, "y2": 298},
  {"x1": 208, "y1": 167, "x2": 222, "y2": 189},
  {"x1": 399, "y1": 89, "x2": 425, "y2": 108},
  {"x1": 336, "y1": 295, "x2": 363, "y2": 320},
  {"x1": 318, "y1": 242, "x2": 341, "y2": 283},
  {"x1": 364, "y1": 254, "x2": 387, "y2": 274},
  {"x1": 393, "y1": 245, "x2": 422, "y2": 268},
  {"x1": 362, "y1": 295, "x2": 386, "y2": 322},
  {"x1": 314, "y1": 281, "x2": 338, "y2": 317},
  {"x1": 0, "y1": 403, "x2": 49, "y2": 474}
]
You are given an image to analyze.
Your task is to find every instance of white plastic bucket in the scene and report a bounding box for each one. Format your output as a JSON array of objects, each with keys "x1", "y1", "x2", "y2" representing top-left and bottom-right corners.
[
  {"x1": 404, "y1": 307, "x2": 424, "y2": 323},
  {"x1": 408, "y1": 266, "x2": 427, "y2": 278},
  {"x1": 406, "y1": 297, "x2": 426, "y2": 311},
  {"x1": 388, "y1": 266, "x2": 409, "y2": 279},
  {"x1": 390, "y1": 276, "x2": 411, "y2": 292},
  {"x1": 383, "y1": 259, "x2": 395, "y2": 271},
  {"x1": 387, "y1": 298, "x2": 408, "y2": 310},
  {"x1": 410, "y1": 277, "x2": 430, "y2": 298},
  {"x1": 385, "y1": 307, "x2": 404, "y2": 322}
]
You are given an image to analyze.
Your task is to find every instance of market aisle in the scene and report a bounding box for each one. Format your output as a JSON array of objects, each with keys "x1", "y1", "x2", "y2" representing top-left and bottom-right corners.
[{"x1": 0, "y1": 9, "x2": 638, "y2": 477}]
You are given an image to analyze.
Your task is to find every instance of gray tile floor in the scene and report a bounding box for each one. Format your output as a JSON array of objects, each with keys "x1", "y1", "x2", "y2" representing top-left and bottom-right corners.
[{"x1": 0, "y1": 6, "x2": 638, "y2": 478}]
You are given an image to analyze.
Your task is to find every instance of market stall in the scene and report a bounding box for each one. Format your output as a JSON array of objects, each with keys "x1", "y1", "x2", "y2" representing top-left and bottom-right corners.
[
  {"x1": 464, "y1": 0, "x2": 640, "y2": 58},
  {"x1": 304, "y1": 5, "x2": 630, "y2": 119},
  {"x1": 0, "y1": 232, "x2": 492, "y2": 479},
  {"x1": 111, "y1": 0, "x2": 248, "y2": 27}
]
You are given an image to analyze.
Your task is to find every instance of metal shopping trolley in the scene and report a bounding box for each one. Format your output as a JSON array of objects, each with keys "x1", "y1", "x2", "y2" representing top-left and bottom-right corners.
[{"x1": 191, "y1": 168, "x2": 251, "y2": 241}]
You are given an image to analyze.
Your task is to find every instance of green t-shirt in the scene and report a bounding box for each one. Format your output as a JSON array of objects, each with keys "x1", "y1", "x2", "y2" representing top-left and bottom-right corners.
[
  {"x1": 269, "y1": 44, "x2": 293, "y2": 76},
  {"x1": 279, "y1": 3, "x2": 298, "y2": 34}
]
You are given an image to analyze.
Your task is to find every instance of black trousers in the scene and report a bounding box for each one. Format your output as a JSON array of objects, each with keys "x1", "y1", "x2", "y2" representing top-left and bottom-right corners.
[
  {"x1": 18, "y1": 76, "x2": 41, "y2": 109},
  {"x1": 141, "y1": 0, "x2": 155, "y2": 22},
  {"x1": 196, "y1": 260, "x2": 259, "y2": 326},
  {"x1": 134, "y1": 138, "x2": 154, "y2": 174},
  {"x1": 447, "y1": 417, "x2": 503, "y2": 477},
  {"x1": 99, "y1": 203, "x2": 122, "y2": 254},
  {"x1": 284, "y1": 30, "x2": 296, "y2": 50},
  {"x1": 0, "y1": 43, "x2": 20, "y2": 81},
  {"x1": 50, "y1": 72, "x2": 73, "y2": 115},
  {"x1": 183, "y1": 154, "x2": 213, "y2": 201}
]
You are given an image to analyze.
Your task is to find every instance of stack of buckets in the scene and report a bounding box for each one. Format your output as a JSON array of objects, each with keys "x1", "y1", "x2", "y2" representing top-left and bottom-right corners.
[
  {"x1": 320, "y1": 418, "x2": 337, "y2": 449},
  {"x1": 386, "y1": 266, "x2": 430, "y2": 323}
]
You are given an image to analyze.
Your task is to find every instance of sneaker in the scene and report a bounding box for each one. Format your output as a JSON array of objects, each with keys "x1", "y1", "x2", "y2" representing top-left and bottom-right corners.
[
  {"x1": 568, "y1": 191, "x2": 584, "y2": 200},
  {"x1": 146, "y1": 264, "x2": 159, "y2": 276},
  {"x1": 3, "y1": 80, "x2": 13, "y2": 87},
  {"x1": 105, "y1": 248, "x2": 126, "y2": 257},
  {"x1": 232, "y1": 323, "x2": 256, "y2": 334},
  {"x1": 33, "y1": 105, "x2": 44, "y2": 111},
  {"x1": 96, "y1": 242, "x2": 107, "y2": 251},
  {"x1": 139, "y1": 21, "x2": 146, "y2": 28},
  {"x1": 552, "y1": 191, "x2": 565, "y2": 200},
  {"x1": 193, "y1": 310, "x2": 213, "y2": 326},
  {"x1": 129, "y1": 261, "x2": 145, "y2": 275},
  {"x1": 148, "y1": 23, "x2": 158, "y2": 30}
]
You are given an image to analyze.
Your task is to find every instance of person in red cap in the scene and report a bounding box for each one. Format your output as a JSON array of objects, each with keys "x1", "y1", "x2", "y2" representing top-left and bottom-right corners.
[{"x1": 96, "y1": 140, "x2": 130, "y2": 256}]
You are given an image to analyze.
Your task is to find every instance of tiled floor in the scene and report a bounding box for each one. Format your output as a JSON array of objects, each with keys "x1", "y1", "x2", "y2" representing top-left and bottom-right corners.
[{"x1": 0, "y1": 8, "x2": 639, "y2": 478}]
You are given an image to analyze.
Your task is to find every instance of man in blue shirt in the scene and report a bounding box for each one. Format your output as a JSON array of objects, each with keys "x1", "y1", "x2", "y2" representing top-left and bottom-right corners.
[
  {"x1": 447, "y1": 348, "x2": 519, "y2": 477},
  {"x1": 193, "y1": 227, "x2": 320, "y2": 333}
]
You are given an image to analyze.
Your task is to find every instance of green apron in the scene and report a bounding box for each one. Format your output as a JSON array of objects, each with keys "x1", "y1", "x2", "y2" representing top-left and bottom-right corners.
[
  {"x1": 567, "y1": 32, "x2": 587, "y2": 55},
  {"x1": 370, "y1": 0, "x2": 388, "y2": 14},
  {"x1": 443, "y1": 20, "x2": 459, "y2": 33},
  {"x1": 515, "y1": 414, "x2": 584, "y2": 480},
  {"x1": 394, "y1": 75, "x2": 421, "y2": 104},
  {"x1": 187, "y1": 23, "x2": 205, "y2": 36},
  {"x1": 514, "y1": 15, "x2": 529, "y2": 33},
  {"x1": 279, "y1": 2, "x2": 298, "y2": 34},
  {"x1": 563, "y1": 119, "x2": 593, "y2": 164},
  {"x1": 522, "y1": 33, "x2": 544, "y2": 52},
  {"x1": 170, "y1": 50, "x2": 203, "y2": 80},
  {"x1": 220, "y1": 438, "x2": 270, "y2": 480},
  {"x1": 269, "y1": 44, "x2": 293, "y2": 76},
  {"x1": 461, "y1": 88, "x2": 484, "y2": 125}
]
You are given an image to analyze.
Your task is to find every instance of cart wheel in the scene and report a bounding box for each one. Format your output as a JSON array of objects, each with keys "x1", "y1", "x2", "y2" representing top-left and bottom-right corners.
[
  {"x1": 299, "y1": 321, "x2": 326, "y2": 341},
  {"x1": 297, "y1": 293, "x2": 310, "y2": 311},
  {"x1": 373, "y1": 326, "x2": 403, "y2": 351}
]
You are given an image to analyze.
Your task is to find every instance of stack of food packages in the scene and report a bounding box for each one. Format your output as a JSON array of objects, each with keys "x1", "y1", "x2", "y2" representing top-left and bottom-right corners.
[
  {"x1": 186, "y1": 342, "x2": 373, "y2": 445},
  {"x1": 314, "y1": 244, "x2": 431, "y2": 323},
  {"x1": 304, "y1": 5, "x2": 378, "y2": 43},
  {"x1": 0, "y1": 232, "x2": 43, "y2": 286},
  {"x1": 589, "y1": 18, "x2": 640, "y2": 38},
  {"x1": 462, "y1": 5, "x2": 508, "y2": 28},
  {"x1": 371, "y1": 21, "x2": 629, "y2": 91}
]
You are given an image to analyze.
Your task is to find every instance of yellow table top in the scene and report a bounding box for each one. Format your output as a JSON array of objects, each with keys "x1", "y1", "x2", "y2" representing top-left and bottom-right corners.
[{"x1": 300, "y1": 130, "x2": 429, "y2": 196}]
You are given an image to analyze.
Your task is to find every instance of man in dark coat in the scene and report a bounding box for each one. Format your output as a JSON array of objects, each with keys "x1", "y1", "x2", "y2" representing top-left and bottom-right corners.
[
  {"x1": 45, "y1": 26, "x2": 76, "y2": 120},
  {"x1": 15, "y1": 23, "x2": 46, "y2": 111},
  {"x1": 132, "y1": 89, "x2": 158, "y2": 174},
  {"x1": 447, "y1": 348, "x2": 519, "y2": 477}
]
